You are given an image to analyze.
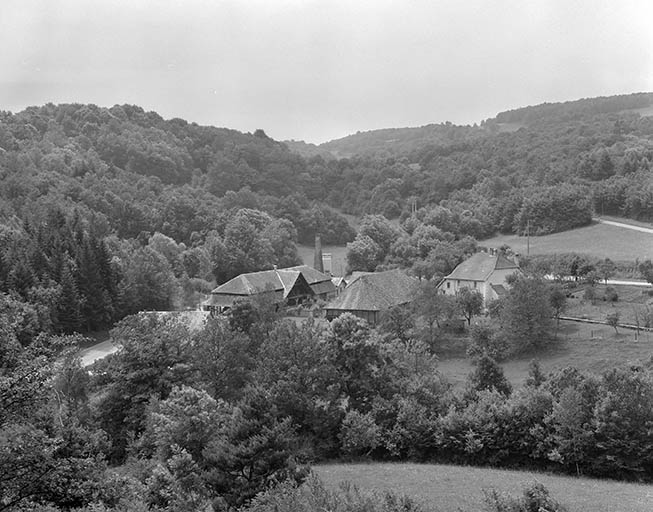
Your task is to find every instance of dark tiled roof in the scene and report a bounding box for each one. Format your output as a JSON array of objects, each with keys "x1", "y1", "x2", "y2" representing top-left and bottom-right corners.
[
  {"x1": 210, "y1": 269, "x2": 301, "y2": 298},
  {"x1": 325, "y1": 269, "x2": 417, "y2": 312},
  {"x1": 286, "y1": 265, "x2": 330, "y2": 284},
  {"x1": 286, "y1": 265, "x2": 336, "y2": 296},
  {"x1": 445, "y1": 252, "x2": 519, "y2": 281}
]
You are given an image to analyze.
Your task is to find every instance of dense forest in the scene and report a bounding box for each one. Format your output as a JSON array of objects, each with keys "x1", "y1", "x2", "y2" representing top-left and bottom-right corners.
[{"x1": 2, "y1": 94, "x2": 653, "y2": 510}]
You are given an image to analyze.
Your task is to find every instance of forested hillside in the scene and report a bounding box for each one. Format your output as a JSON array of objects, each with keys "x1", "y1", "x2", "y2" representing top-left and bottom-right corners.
[{"x1": 1, "y1": 94, "x2": 653, "y2": 333}]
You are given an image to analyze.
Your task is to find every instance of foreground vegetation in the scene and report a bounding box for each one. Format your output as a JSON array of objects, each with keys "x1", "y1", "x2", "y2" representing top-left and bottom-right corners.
[{"x1": 4, "y1": 274, "x2": 653, "y2": 510}]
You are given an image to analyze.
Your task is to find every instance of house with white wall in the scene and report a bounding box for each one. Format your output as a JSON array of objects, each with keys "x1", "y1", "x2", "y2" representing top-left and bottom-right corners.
[{"x1": 438, "y1": 251, "x2": 521, "y2": 304}]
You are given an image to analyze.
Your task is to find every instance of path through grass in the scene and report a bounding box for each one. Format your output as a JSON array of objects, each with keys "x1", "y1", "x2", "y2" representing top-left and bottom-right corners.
[{"x1": 315, "y1": 462, "x2": 653, "y2": 512}]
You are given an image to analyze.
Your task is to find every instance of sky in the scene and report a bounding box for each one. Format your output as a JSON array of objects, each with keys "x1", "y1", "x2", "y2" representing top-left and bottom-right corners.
[{"x1": 1, "y1": 0, "x2": 652, "y2": 144}]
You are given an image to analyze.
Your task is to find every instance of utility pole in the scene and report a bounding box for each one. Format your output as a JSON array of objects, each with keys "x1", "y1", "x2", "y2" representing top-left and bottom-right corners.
[{"x1": 526, "y1": 219, "x2": 530, "y2": 256}]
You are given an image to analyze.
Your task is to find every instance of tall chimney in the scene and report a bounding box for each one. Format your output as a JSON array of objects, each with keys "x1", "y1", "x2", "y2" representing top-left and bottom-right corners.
[{"x1": 314, "y1": 234, "x2": 324, "y2": 272}]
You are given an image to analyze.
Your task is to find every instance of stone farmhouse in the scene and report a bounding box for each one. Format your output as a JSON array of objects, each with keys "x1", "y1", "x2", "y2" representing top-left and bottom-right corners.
[
  {"x1": 324, "y1": 269, "x2": 417, "y2": 325},
  {"x1": 438, "y1": 251, "x2": 521, "y2": 304},
  {"x1": 202, "y1": 265, "x2": 335, "y2": 314}
]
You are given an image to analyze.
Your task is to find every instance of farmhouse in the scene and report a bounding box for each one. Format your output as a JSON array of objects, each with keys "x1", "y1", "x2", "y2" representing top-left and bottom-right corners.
[
  {"x1": 202, "y1": 267, "x2": 315, "y2": 313},
  {"x1": 324, "y1": 269, "x2": 417, "y2": 325},
  {"x1": 285, "y1": 265, "x2": 337, "y2": 300},
  {"x1": 438, "y1": 251, "x2": 521, "y2": 304}
]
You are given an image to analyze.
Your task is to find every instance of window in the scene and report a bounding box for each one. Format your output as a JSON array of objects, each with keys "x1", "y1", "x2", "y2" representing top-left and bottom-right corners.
[{"x1": 447, "y1": 282, "x2": 451, "y2": 289}]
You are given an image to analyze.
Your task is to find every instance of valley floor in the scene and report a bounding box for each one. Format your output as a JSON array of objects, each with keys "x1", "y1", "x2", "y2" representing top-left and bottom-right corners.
[{"x1": 314, "y1": 462, "x2": 653, "y2": 512}]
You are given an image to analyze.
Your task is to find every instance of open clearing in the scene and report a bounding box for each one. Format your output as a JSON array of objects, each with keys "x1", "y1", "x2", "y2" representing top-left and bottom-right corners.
[
  {"x1": 483, "y1": 220, "x2": 653, "y2": 260},
  {"x1": 314, "y1": 462, "x2": 653, "y2": 512}
]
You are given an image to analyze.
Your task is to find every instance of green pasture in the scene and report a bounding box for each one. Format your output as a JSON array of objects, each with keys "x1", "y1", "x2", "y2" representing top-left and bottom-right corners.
[
  {"x1": 315, "y1": 462, "x2": 653, "y2": 512},
  {"x1": 483, "y1": 221, "x2": 653, "y2": 261}
]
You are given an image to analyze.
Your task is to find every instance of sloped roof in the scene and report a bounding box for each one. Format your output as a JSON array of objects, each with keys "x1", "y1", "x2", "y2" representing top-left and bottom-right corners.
[
  {"x1": 210, "y1": 268, "x2": 301, "y2": 298},
  {"x1": 490, "y1": 284, "x2": 508, "y2": 297},
  {"x1": 286, "y1": 265, "x2": 331, "y2": 284},
  {"x1": 332, "y1": 277, "x2": 346, "y2": 287},
  {"x1": 445, "y1": 252, "x2": 519, "y2": 282},
  {"x1": 286, "y1": 264, "x2": 337, "y2": 296},
  {"x1": 325, "y1": 269, "x2": 417, "y2": 312}
]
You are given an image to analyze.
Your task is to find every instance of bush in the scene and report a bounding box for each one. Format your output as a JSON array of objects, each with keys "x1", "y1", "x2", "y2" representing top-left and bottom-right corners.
[
  {"x1": 467, "y1": 322, "x2": 509, "y2": 361},
  {"x1": 604, "y1": 287, "x2": 618, "y2": 302},
  {"x1": 339, "y1": 410, "x2": 381, "y2": 457},
  {"x1": 484, "y1": 482, "x2": 567, "y2": 512},
  {"x1": 244, "y1": 473, "x2": 428, "y2": 512}
]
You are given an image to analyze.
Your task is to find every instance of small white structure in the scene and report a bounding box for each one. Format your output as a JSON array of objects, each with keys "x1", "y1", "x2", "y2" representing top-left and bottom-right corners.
[{"x1": 438, "y1": 251, "x2": 521, "y2": 304}]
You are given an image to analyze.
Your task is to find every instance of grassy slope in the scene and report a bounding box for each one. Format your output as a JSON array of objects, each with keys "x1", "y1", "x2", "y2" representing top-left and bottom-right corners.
[
  {"x1": 314, "y1": 462, "x2": 653, "y2": 512},
  {"x1": 482, "y1": 220, "x2": 653, "y2": 261}
]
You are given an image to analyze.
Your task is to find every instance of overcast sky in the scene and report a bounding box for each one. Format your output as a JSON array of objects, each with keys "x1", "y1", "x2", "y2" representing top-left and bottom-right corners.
[{"x1": 2, "y1": 0, "x2": 652, "y2": 143}]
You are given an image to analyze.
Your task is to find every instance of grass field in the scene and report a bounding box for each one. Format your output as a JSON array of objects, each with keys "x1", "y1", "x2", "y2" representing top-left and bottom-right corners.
[
  {"x1": 314, "y1": 462, "x2": 653, "y2": 512},
  {"x1": 437, "y1": 319, "x2": 653, "y2": 388},
  {"x1": 482, "y1": 221, "x2": 653, "y2": 261}
]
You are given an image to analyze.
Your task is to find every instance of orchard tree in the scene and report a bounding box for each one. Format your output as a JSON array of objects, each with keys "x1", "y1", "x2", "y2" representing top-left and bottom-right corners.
[
  {"x1": 639, "y1": 259, "x2": 653, "y2": 285},
  {"x1": 411, "y1": 280, "x2": 456, "y2": 347},
  {"x1": 456, "y1": 287, "x2": 483, "y2": 326},
  {"x1": 606, "y1": 311, "x2": 619, "y2": 334},
  {"x1": 596, "y1": 258, "x2": 616, "y2": 284}
]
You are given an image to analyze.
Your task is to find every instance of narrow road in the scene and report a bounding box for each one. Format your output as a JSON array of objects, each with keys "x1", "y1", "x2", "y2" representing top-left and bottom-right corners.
[{"x1": 593, "y1": 217, "x2": 653, "y2": 235}]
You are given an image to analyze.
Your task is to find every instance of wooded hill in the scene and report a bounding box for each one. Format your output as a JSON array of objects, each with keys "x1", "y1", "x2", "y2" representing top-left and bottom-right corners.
[{"x1": 0, "y1": 94, "x2": 652, "y2": 332}]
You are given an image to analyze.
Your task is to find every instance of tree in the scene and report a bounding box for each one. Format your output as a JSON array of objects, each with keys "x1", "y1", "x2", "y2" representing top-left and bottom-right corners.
[
  {"x1": 91, "y1": 314, "x2": 194, "y2": 461},
  {"x1": 548, "y1": 284, "x2": 567, "y2": 339},
  {"x1": 326, "y1": 313, "x2": 382, "y2": 411},
  {"x1": 456, "y1": 287, "x2": 483, "y2": 326},
  {"x1": 466, "y1": 352, "x2": 512, "y2": 397},
  {"x1": 346, "y1": 234, "x2": 383, "y2": 272},
  {"x1": 379, "y1": 304, "x2": 414, "y2": 345},
  {"x1": 201, "y1": 387, "x2": 305, "y2": 508},
  {"x1": 499, "y1": 276, "x2": 553, "y2": 352},
  {"x1": 596, "y1": 258, "x2": 616, "y2": 284},
  {"x1": 411, "y1": 280, "x2": 457, "y2": 348},
  {"x1": 606, "y1": 311, "x2": 619, "y2": 334},
  {"x1": 357, "y1": 214, "x2": 402, "y2": 256},
  {"x1": 525, "y1": 359, "x2": 547, "y2": 388},
  {"x1": 639, "y1": 259, "x2": 653, "y2": 286},
  {"x1": 190, "y1": 317, "x2": 254, "y2": 402}
]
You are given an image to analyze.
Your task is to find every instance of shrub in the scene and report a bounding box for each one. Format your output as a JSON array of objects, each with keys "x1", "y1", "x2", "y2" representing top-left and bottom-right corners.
[
  {"x1": 467, "y1": 322, "x2": 509, "y2": 361},
  {"x1": 483, "y1": 482, "x2": 567, "y2": 512},
  {"x1": 339, "y1": 410, "x2": 381, "y2": 457},
  {"x1": 604, "y1": 287, "x2": 618, "y2": 302},
  {"x1": 244, "y1": 473, "x2": 428, "y2": 512}
]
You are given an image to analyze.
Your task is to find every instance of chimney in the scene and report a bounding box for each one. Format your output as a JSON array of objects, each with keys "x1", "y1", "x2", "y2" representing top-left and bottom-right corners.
[{"x1": 314, "y1": 234, "x2": 324, "y2": 272}]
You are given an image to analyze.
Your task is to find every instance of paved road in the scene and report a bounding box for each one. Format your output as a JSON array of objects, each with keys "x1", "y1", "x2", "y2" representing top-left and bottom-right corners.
[
  {"x1": 544, "y1": 274, "x2": 650, "y2": 287},
  {"x1": 80, "y1": 340, "x2": 119, "y2": 367},
  {"x1": 593, "y1": 217, "x2": 653, "y2": 235}
]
